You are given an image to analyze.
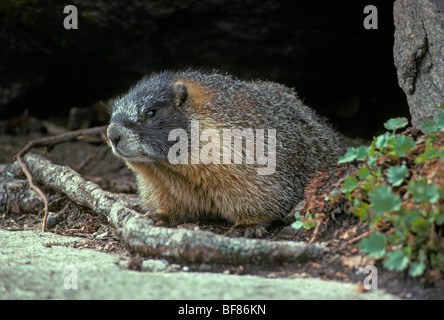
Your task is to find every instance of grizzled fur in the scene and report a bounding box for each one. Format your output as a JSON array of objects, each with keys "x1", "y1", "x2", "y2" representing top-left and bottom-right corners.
[{"x1": 107, "y1": 70, "x2": 346, "y2": 237}]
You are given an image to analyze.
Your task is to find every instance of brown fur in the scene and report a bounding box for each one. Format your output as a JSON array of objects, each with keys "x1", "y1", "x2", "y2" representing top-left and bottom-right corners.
[{"x1": 107, "y1": 70, "x2": 346, "y2": 237}]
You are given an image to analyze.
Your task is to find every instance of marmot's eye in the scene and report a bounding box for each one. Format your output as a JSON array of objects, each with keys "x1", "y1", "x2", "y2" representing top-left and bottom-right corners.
[{"x1": 142, "y1": 110, "x2": 156, "y2": 121}]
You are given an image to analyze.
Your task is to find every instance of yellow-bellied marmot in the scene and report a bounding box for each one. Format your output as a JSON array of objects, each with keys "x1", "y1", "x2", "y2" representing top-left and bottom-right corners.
[{"x1": 107, "y1": 70, "x2": 346, "y2": 237}]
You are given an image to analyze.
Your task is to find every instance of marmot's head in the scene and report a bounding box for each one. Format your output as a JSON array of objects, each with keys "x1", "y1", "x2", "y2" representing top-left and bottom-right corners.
[{"x1": 107, "y1": 72, "x2": 190, "y2": 163}]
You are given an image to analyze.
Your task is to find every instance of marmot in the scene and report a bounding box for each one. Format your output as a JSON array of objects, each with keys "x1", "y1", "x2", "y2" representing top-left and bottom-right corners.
[{"x1": 107, "y1": 70, "x2": 346, "y2": 237}]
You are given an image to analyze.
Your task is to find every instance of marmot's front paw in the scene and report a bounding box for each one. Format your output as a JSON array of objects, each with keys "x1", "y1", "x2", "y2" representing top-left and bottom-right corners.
[
  {"x1": 150, "y1": 208, "x2": 183, "y2": 227},
  {"x1": 226, "y1": 224, "x2": 266, "y2": 238}
]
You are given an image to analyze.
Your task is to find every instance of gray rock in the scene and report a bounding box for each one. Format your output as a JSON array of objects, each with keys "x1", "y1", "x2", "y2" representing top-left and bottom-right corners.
[
  {"x1": 141, "y1": 259, "x2": 171, "y2": 272},
  {"x1": 394, "y1": 0, "x2": 444, "y2": 127},
  {"x1": 0, "y1": 229, "x2": 399, "y2": 300}
]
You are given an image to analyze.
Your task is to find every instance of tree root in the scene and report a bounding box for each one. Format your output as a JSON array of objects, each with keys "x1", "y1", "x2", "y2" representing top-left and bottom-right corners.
[
  {"x1": 5, "y1": 153, "x2": 325, "y2": 265},
  {"x1": 13, "y1": 125, "x2": 107, "y2": 231}
]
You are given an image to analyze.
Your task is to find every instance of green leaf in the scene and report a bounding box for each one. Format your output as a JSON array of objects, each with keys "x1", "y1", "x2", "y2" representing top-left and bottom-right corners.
[
  {"x1": 431, "y1": 252, "x2": 444, "y2": 268},
  {"x1": 291, "y1": 211, "x2": 303, "y2": 229},
  {"x1": 415, "y1": 153, "x2": 427, "y2": 164},
  {"x1": 351, "y1": 201, "x2": 369, "y2": 220},
  {"x1": 359, "y1": 233, "x2": 387, "y2": 258},
  {"x1": 386, "y1": 165, "x2": 409, "y2": 187},
  {"x1": 383, "y1": 249, "x2": 410, "y2": 271},
  {"x1": 409, "y1": 250, "x2": 426, "y2": 277},
  {"x1": 357, "y1": 165, "x2": 371, "y2": 180},
  {"x1": 369, "y1": 184, "x2": 402, "y2": 214},
  {"x1": 291, "y1": 220, "x2": 303, "y2": 230},
  {"x1": 426, "y1": 148, "x2": 440, "y2": 160},
  {"x1": 420, "y1": 121, "x2": 437, "y2": 134},
  {"x1": 384, "y1": 117, "x2": 409, "y2": 132},
  {"x1": 387, "y1": 229, "x2": 405, "y2": 246},
  {"x1": 361, "y1": 173, "x2": 379, "y2": 191},
  {"x1": 433, "y1": 112, "x2": 444, "y2": 132},
  {"x1": 375, "y1": 132, "x2": 395, "y2": 149},
  {"x1": 409, "y1": 262, "x2": 426, "y2": 277},
  {"x1": 410, "y1": 218, "x2": 430, "y2": 237},
  {"x1": 404, "y1": 210, "x2": 421, "y2": 224},
  {"x1": 341, "y1": 176, "x2": 358, "y2": 193},
  {"x1": 330, "y1": 190, "x2": 339, "y2": 198},
  {"x1": 302, "y1": 222, "x2": 315, "y2": 230},
  {"x1": 367, "y1": 156, "x2": 376, "y2": 167},
  {"x1": 338, "y1": 147, "x2": 357, "y2": 164},
  {"x1": 407, "y1": 179, "x2": 440, "y2": 203},
  {"x1": 436, "y1": 213, "x2": 444, "y2": 225},
  {"x1": 414, "y1": 142, "x2": 441, "y2": 163},
  {"x1": 355, "y1": 146, "x2": 371, "y2": 161},
  {"x1": 295, "y1": 210, "x2": 316, "y2": 230},
  {"x1": 393, "y1": 135, "x2": 415, "y2": 157}
]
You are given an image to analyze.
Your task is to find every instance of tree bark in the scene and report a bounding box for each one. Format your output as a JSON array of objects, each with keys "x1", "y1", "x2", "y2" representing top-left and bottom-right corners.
[
  {"x1": 0, "y1": 172, "x2": 41, "y2": 214},
  {"x1": 5, "y1": 153, "x2": 325, "y2": 265}
]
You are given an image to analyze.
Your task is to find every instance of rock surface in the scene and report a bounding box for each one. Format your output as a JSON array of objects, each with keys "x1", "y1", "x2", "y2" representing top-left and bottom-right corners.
[
  {"x1": 394, "y1": 0, "x2": 444, "y2": 127},
  {"x1": 0, "y1": 229, "x2": 399, "y2": 300}
]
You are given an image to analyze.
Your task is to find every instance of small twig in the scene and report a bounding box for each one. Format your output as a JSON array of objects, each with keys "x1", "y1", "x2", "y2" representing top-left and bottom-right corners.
[
  {"x1": 15, "y1": 125, "x2": 108, "y2": 158},
  {"x1": 308, "y1": 219, "x2": 322, "y2": 244},
  {"x1": 13, "y1": 153, "x2": 326, "y2": 265},
  {"x1": 348, "y1": 230, "x2": 372, "y2": 244},
  {"x1": 58, "y1": 202, "x2": 70, "y2": 215},
  {"x1": 14, "y1": 125, "x2": 108, "y2": 232},
  {"x1": 16, "y1": 156, "x2": 49, "y2": 231},
  {"x1": 73, "y1": 240, "x2": 95, "y2": 248}
]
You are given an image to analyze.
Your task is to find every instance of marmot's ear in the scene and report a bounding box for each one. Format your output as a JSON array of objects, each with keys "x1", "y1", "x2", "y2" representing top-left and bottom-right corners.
[{"x1": 173, "y1": 82, "x2": 188, "y2": 107}]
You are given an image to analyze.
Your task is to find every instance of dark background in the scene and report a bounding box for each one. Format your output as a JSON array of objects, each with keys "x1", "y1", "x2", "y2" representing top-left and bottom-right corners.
[{"x1": 0, "y1": 0, "x2": 409, "y2": 139}]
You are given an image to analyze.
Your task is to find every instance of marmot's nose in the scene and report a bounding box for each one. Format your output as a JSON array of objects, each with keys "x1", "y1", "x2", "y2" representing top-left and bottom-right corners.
[{"x1": 107, "y1": 122, "x2": 122, "y2": 146}]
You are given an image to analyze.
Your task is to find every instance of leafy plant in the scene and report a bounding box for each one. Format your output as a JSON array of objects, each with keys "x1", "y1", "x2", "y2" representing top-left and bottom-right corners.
[
  {"x1": 368, "y1": 184, "x2": 402, "y2": 215},
  {"x1": 335, "y1": 106, "x2": 444, "y2": 277},
  {"x1": 386, "y1": 165, "x2": 409, "y2": 187},
  {"x1": 291, "y1": 210, "x2": 319, "y2": 231},
  {"x1": 383, "y1": 249, "x2": 410, "y2": 271},
  {"x1": 341, "y1": 176, "x2": 358, "y2": 193},
  {"x1": 358, "y1": 233, "x2": 387, "y2": 258}
]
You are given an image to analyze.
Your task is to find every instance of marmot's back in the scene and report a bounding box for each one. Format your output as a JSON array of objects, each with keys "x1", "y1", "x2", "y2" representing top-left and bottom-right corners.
[{"x1": 107, "y1": 70, "x2": 345, "y2": 237}]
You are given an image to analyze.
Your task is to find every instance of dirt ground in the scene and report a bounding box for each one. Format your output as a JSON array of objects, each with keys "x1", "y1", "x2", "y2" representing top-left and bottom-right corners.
[{"x1": 0, "y1": 110, "x2": 443, "y2": 299}]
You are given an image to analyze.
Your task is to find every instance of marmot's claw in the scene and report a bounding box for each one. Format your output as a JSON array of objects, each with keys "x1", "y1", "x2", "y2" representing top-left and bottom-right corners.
[
  {"x1": 154, "y1": 219, "x2": 168, "y2": 226},
  {"x1": 149, "y1": 209, "x2": 182, "y2": 227},
  {"x1": 154, "y1": 218, "x2": 181, "y2": 227},
  {"x1": 226, "y1": 225, "x2": 266, "y2": 238}
]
